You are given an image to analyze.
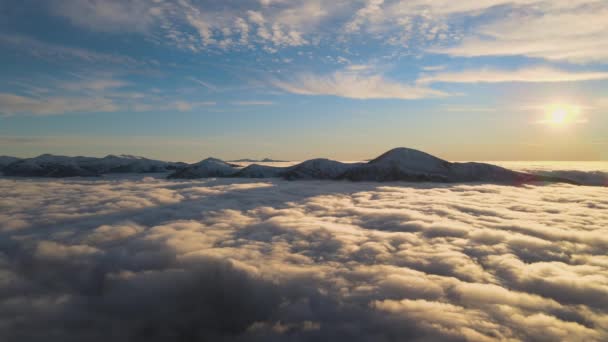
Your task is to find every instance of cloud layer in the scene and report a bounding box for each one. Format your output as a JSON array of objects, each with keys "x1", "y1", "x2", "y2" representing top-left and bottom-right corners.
[{"x1": 0, "y1": 176, "x2": 607, "y2": 341}]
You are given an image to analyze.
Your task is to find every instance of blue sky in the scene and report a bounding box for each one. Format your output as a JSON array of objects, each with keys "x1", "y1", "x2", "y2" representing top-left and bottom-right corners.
[{"x1": 0, "y1": 0, "x2": 607, "y2": 161}]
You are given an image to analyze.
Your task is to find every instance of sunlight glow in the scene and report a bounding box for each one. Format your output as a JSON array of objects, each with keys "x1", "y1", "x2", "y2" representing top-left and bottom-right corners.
[{"x1": 540, "y1": 104, "x2": 585, "y2": 125}]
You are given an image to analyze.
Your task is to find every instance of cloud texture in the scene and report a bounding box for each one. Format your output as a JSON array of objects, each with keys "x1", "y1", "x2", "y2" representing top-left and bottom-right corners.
[
  {"x1": 0, "y1": 176, "x2": 607, "y2": 341},
  {"x1": 37, "y1": 0, "x2": 608, "y2": 64}
]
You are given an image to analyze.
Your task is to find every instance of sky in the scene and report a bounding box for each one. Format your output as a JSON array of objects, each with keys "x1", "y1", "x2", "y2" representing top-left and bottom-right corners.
[{"x1": 0, "y1": 0, "x2": 607, "y2": 162}]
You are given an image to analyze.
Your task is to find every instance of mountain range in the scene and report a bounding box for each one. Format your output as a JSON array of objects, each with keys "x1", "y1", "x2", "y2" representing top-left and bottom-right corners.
[
  {"x1": 0, "y1": 148, "x2": 586, "y2": 185},
  {"x1": 168, "y1": 148, "x2": 579, "y2": 184}
]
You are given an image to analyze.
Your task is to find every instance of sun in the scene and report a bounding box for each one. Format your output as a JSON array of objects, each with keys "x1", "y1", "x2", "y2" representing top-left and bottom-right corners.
[
  {"x1": 549, "y1": 108, "x2": 568, "y2": 124},
  {"x1": 541, "y1": 104, "x2": 582, "y2": 125}
]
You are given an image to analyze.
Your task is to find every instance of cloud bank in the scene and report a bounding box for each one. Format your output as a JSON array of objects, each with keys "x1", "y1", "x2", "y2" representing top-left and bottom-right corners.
[{"x1": 0, "y1": 176, "x2": 607, "y2": 341}]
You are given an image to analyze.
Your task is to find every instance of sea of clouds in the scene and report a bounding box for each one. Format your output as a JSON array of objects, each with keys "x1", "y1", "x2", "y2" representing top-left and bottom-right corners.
[{"x1": 0, "y1": 174, "x2": 607, "y2": 341}]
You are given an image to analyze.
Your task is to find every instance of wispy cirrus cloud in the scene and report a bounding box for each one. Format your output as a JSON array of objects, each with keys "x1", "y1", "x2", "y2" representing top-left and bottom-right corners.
[
  {"x1": 418, "y1": 67, "x2": 608, "y2": 84},
  {"x1": 429, "y1": 3, "x2": 608, "y2": 63},
  {"x1": 188, "y1": 77, "x2": 219, "y2": 92},
  {"x1": 0, "y1": 33, "x2": 137, "y2": 65},
  {"x1": 58, "y1": 78, "x2": 131, "y2": 91},
  {"x1": 231, "y1": 101, "x2": 275, "y2": 106},
  {"x1": 0, "y1": 92, "x2": 120, "y2": 116},
  {"x1": 272, "y1": 70, "x2": 448, "y2": 100},
  {"x1": 48, "y1": 0, "x2": 164, "y2": 33},
  {"x1": 0, "y1": 75, "x2": 215, "y2": 116}
]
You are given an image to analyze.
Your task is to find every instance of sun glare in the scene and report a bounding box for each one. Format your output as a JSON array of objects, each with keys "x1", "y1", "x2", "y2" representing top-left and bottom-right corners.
[{"x1": 542, "y1": 104, "x2": 582, "y2": 125}]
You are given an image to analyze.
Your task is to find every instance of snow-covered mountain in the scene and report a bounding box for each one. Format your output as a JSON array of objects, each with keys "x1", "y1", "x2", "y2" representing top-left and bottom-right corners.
[
  {"x1": 167, "y1": 158, "x2": 239, "y2": 179},
  {"x1": 341, "y1": 148, "x2": 578, "y2": 184},
  {"x1": 2, "y1": 154, "x2": 184, "y2": 178},
  {"x1": 341, "y1": 148, "x2": 452, "y2": 182}
]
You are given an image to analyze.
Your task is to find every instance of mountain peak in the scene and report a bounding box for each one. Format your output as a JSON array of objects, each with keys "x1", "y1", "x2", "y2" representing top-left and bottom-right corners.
[
  {"x1": 195, "y1": 157, "x2": 233, "y2": 166},
  {"x1": 369, "y1": 147, "x2": 448, "y2": 165},
  {"x1": 168, "y1": 157, "x2": 238, "y2": 179}
]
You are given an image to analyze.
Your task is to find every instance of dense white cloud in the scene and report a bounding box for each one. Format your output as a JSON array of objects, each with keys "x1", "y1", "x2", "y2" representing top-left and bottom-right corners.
[{"x1": 0, "y1": 175, "x2": 607, "y2": 341}]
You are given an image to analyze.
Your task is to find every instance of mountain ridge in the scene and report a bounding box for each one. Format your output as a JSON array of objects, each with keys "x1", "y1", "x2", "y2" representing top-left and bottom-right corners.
[
  {"x1": 1, "y1": 154, "x2": 184, "y2": 177},
  {"x1": 0, "y1": 148, "x2": 591, "y2": 186},
  {"x1": 228, "y1": 158, "x2": 288, "y2": 163}
]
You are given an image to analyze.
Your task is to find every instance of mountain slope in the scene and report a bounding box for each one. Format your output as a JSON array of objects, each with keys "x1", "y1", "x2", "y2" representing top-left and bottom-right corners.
[
  {"x1": 281, "y1": 159, "x2": 360, "y2": 180},
  {"x1": 2, "y1": 155, "x2": 100, "y2": 177},
  {"x1": 342, "y1": 148, "x2": 452, "y2": 182},
  {"x1": 341, "y1": 148, "x2": 578, "y2": 184},
  {"x1": 232, "y1": 164, "x2": 287, "y2": 178},
  {"x1": 80, "y1": 155, "x2": 181, "y2": 173},
  {"x1": 0, "y1": 156, "x2": 21, "y2": 172},
  {"x1": 2, "y1": 154, "x2": 183, "y2": 178},
  {"x1": 167, "y1": 158, "x2": 239, "y2": 179}
]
